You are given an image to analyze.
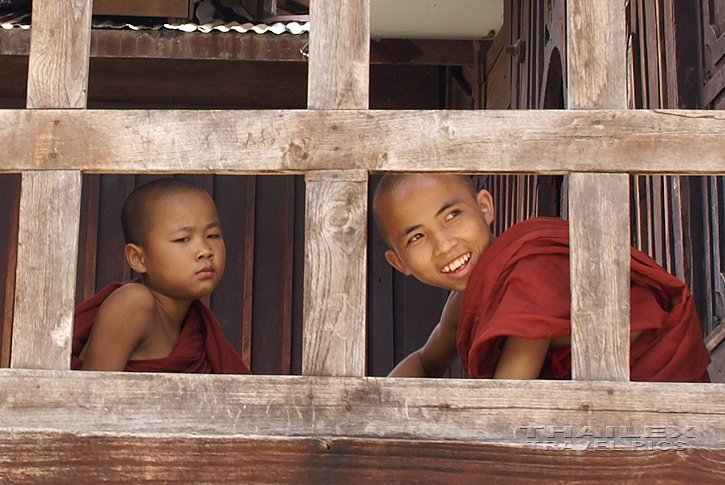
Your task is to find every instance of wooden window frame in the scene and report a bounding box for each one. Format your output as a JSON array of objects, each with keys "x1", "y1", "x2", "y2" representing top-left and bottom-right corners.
[{"x1": 2, "y1": 0, "x2": 725, "y2": 480}]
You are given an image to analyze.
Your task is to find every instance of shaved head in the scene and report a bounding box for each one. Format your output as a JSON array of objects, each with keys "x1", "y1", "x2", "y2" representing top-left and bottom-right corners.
[
  {"x1": 373, "y1": 173, "x2": 477, "y2": 245},
  {"x1": 121, "y1": 178, "x2": 209, "y2": 247}
]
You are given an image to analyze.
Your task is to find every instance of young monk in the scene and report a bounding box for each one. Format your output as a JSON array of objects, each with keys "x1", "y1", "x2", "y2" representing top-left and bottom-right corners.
[
  {"x1": 374, "y1": 173, "x2": 710, "y2": 381},
  {"x1": 72, "y1": 178, "x2": 250, "y2": 374}
]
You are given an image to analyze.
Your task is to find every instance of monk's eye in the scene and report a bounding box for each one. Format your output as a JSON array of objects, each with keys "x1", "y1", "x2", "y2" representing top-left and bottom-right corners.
[
  {"x1": 173, "y1": 237, "x2": 190, "y2": 243},
  {"x1": 207, "y1": 233, "x2": 222, "y2": 240},
  {"x1": 445, "y1": 209, "x2": 461, "y2": 221},
  {"x1": 407, "y1": 233, "x2": 423, "y2": 245}
]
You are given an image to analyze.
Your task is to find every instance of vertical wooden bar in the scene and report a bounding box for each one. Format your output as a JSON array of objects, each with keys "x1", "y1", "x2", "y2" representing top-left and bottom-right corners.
[
  {"x1": 307, "y1": 0, "x2": 370, "y2": 110},
  {"x1": 631, "y1": 177, "x2": 642, "y2": 249},
  {"x1": 241, "y1": 178, "x2": 256, "y2": 367},
  {"x1": 661, "y1": 176, "x2": 672, "y2": 274},
  {"x1": 569, "y1": 173, "x2": 630, "y2": 381},
  {"x1": 567, "y1": 0, "x2": 630, "y2": 381},
  {"x1": 652, "y1": 176, "x2": 664, "y2": 265},
  {"x1": 11, "y1": 0, "x2": 92, "y2": 369},
  {"x1": 26, "y1": 0, "x2": 92, "y2": 110},
  {"x1": 709, "y1": 177, "x2": 722, "y2": 329},
  {"x1": 303, "y1": 170, "x2": 368, "y2": 376},
  {"x1": 11, "y1": 171, "x2": 83, "y2": 369},
  {"x1": 568, "y1": 1, "x2": 628, "y2": 108},
  {"x1": 302, "y1": 0, "x2": 370, "y2": 376}
]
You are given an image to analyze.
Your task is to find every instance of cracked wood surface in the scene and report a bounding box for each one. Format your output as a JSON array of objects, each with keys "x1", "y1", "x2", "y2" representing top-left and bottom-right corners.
[{"x1": 0, "y1": 109, "x2": 723, "y2": 174}]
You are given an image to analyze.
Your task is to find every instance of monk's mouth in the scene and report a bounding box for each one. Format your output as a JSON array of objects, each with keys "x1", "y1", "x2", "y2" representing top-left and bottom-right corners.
[{"x1": 441, "y1": 252, "x2": 471, "y2": 274}]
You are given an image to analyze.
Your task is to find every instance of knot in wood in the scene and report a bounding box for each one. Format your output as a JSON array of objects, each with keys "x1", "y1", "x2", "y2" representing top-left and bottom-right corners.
[{"x1": 328, "y1": 207, "x2": 350, "y2": 228}]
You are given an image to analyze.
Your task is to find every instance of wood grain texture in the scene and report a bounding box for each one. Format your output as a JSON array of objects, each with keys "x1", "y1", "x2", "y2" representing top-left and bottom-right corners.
[
  {"x1": 2, "y1": 29, "x2": 477, "y2": 66},
  {"x1": 567, "y1": 0, "x2": 627, "y2": 108},
  {"x1": 2, "y1": 370, "x2": 725, "y2": 446},
  {"x1": 92, "y1": 0, "x2": 190, "y2": 18},
  {"x1": 303, "y1": 170, "x2": 367, "y2": 376},
  {"x1": 569, "y1": 173, "x2": 631, "y2": 381},
  {"x1": 307, "y1": 0, "x2": 370, "y2": 109},
  {"x1": 566, "y1": 0, "x2": 630, "y2": 381},
  {"x1": 0, "y1": 109, "x2": 723, "y2": 174},
  {"x1": 25, "y1": 0, "x2": 92, "y2": 109},
  {"x1": 305, "y1": 0, "x2": 369, "y2": 377},
  {"x1": 10, "y1": 171, "x2": 82, "y2": 370},
  {"x1": 2, "y1": 432, "x2": 725, "y2": 485}
]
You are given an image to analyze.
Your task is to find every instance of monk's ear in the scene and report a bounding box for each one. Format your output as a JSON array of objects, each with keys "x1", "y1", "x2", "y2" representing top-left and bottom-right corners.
[
  {"x1": 385, "y1": 249, "x2": 411, "y2": 276},
  {"x1": 476, "y1": 189, "x2": 495, "y2": 225},
  {"x1": 124, "y1": 243, "x2": 147, "y2": 274}
]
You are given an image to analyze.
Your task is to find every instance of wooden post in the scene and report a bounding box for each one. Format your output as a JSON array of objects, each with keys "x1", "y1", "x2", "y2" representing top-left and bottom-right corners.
[
  {"x1": 303, "y1": 0, "x2": 370, "y2": 376},
  {"x1": 303, "y1": 170, "x2": 368, "y2": 376},
  {"x1": 11, "y1": 171, "x2": 83, "y2": 369},
  {"x1": 307, "y1": 0, "x2": 370, "y2": 110},
  {"x1": 567, "y1": 0, "x2": 630, "y2": 381},
  {"x1": 11, "y1": 0, "x2": 91, "y2": 369},
  {"x1": 26, "y1": 0, "x2": 92, "y2": 109}
]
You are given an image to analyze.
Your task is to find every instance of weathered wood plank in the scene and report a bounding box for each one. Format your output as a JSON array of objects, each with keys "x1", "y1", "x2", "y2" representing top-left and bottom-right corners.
[
  {"x1": 567, "y1": 0, "x2": 627, "y2": 109},
  {"x1": 569, "y1": 173, "x2": 631, "y2": 381},
  {"x1": 18, "y1": 0, "x2": 90, "y2": 372},
  {"x1": 303, "y1": 170, "x2": 367, "y2": 376},
  {"x1": 2, "y1": 370, "x2": 725, "y2": 446},
  {"x1": 566, "y1": 0, "x2": 630, "y2": 381},
  {"x1": 304, "y1": 0, "x2": 370, "y2": 376},
  {"x1": 307, "y1": 0, "x2": 370, "y2": 109},
  {"x1": 2, "y1": 432, "x2": 725, "y2": 485},
  {"x1": 26, "y1": 0, "x2": 92, "y2": 109},
  {"x1": 93, "y1": 0, "x2": 190, "y2": 18},
  {"x1": 0, "y1": 109, "x2": 724, "y2": 174},
  {"x1": 1, "y1": 29, "x2": 479, "y2": 66},
  {"x1": 10, "y1": 172, "x2": 82, "y2": 369}
]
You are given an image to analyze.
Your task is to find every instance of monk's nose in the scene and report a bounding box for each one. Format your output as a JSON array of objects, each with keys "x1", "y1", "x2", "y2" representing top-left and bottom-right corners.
[
  {"x1": 432, "y1": 230, "x2": 455, "y2": 255},
  {"x1": 197, "y1": 241, "x2": 214, "y2": 260}
]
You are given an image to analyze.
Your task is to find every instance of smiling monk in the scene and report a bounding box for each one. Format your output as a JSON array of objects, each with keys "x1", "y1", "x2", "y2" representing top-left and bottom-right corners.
[{"x1": 373, "y1": 173, "x2": 710, "y2": 382}]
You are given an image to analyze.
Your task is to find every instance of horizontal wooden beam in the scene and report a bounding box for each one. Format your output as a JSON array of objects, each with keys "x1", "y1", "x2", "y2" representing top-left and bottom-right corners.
[
  {"x1": 2, "y1": 369, "x2": 725, "y2": 447},
  {"x1": 0, "y1": 109, "x2": 723, "y2": 174},
  {"x1": 0, "y1": 29, "x2": 479, "y2": 65},
  {"x1": 2, "y1": 432, "x2": 724, "y2": 484}
]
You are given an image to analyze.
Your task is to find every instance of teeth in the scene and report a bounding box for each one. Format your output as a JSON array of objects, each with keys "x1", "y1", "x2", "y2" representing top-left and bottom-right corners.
[{"x1": 442, "y1": 253, "x2": 470, "y2": 273}]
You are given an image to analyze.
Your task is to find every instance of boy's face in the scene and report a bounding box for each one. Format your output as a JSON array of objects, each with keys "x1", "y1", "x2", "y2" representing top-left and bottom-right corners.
[
  {"x1": 377, "y1": 174, "x2": 495, "y2": 293},
  {"x1": 130, "y1": 190, "x2": 226, "y2": 301}
]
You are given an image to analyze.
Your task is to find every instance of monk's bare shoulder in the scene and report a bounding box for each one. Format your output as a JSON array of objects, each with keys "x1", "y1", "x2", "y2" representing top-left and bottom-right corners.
[
  {"x1": 97, "y1": 283, "x2": 157, "y2": 330},
  {"x1": 80, "y1": 283, "x2": 158, "y2": 370}
]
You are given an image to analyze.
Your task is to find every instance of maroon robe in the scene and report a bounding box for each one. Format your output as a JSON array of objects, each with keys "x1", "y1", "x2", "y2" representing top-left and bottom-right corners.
[
  {"x1": 458, "y1": 218, "x2": 710, "y2": 382},
  {"x1": 72, "y1": 281, "x2": 251, "y2": 374}
]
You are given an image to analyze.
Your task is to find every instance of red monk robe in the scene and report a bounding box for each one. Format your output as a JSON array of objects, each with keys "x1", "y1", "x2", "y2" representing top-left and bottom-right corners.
[
  {"x1": 72, "y1": 281, "x2": 251, "y2": 374},
  {"x1": 458, "y1": 217, "x2": 710, "y2": 382}
]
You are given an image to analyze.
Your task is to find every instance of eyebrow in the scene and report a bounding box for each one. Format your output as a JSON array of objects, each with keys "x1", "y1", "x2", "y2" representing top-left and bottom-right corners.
[
  {"x1": 171, "y1": 221, "x2": 221, "y2": 233},
  {"x1": 399, "y1": 199, "x2": 460, "y2": 239}
]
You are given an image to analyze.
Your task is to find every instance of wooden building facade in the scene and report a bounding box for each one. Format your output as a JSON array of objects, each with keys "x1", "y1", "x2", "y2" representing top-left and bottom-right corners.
[{"x1": 1, "y1": 0, "x2": 725, "y2": 482}]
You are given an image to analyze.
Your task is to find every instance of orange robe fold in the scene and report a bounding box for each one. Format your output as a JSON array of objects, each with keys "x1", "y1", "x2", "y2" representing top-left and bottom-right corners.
[
  {"x1": 72, "y1": 281, "x2": 251, "y2": 374},
  {"x1": 458, "y1": 218, "x2": 710, "y2": 382}
]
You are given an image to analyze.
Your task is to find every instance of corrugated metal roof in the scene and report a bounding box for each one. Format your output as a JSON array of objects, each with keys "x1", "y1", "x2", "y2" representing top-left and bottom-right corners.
[{"x1": 0, "y1": 7, "x2": 308, "y2": 35}]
